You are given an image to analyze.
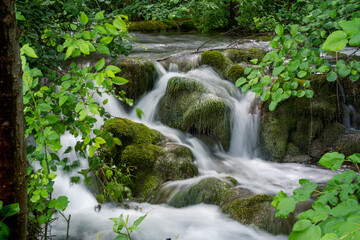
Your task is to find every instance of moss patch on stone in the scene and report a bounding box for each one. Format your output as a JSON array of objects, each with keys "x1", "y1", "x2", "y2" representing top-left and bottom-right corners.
[
  {"x1": 222, "y1": 194, "x2": 273, "y2": 225},
  {"x1": 115, "y1": 58, "x2": 158, "y2": 103},
  {"x1": 168, "y1": 177, "x2": 237, "y2": 207},
  {"x1": 159, "y1": 77, "x2": 231, "y2": 150},
  {"x1": 225, "y1": 48, "x2": 265, "y2": 63},
  {"x1": 225, "y1": 64, "x2": 245, "y2": 83},
  {"x1": 201, "y1": 50, "x2": 233, "y2": 76}
]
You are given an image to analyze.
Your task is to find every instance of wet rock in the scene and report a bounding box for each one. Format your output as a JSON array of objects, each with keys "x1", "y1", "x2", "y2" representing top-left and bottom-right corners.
[
  {"x1": 99, "y1": 118, "x2": 198, "y2": 201},
  {"x1": 115, "y1": 58, "x2": 158, "y2": 103},
  {"x1": 158, "y1": 77, "x2": 232, "y2": 150},
  {"x1": 260, "y1": 75, "x2": 342, "y2": 161},
  {"x1": 200, "y1": 50, "x2": 233, "y2": 77},
  {"x1": 225, "y1": 64, "x2": 245, "y2": 83},
  {"x1": 225, "y1": 48, "x2": 266, "y2": 63}
]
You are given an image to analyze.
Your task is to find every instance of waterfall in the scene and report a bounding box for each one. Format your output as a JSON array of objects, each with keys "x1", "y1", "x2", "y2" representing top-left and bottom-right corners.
[
  {"x1": 339, "y1": 84, "x2": 359, "y2": 131},
  {"x1": 51, "y1": 33, "x2": 333, "y2": 240}
]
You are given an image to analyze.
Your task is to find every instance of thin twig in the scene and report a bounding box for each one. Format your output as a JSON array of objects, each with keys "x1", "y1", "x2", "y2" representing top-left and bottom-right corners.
[
  {"x1": 59, "y1": 212, "x2": 71, "y2": 240},
  {"x1": 196, "y1": 25, "x2": 244, "y2": 51}
]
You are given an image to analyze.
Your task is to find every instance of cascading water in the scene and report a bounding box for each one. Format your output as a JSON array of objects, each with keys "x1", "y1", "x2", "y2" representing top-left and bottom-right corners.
[{"x1": 52, "y1": 33, "x2": 332, "y2": 240}]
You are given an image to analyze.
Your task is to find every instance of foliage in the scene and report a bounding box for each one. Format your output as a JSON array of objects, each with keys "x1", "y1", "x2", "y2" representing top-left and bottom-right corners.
[
  {"x1": 0, "y1": 202, "x2": 20, "y2": 240},
  {"x1": 16, "y1": 1, "x2": 136, "y2": 237},
  {"x1": 272, "y1": 152, "x2": 360, "y2": 239},
  {"x1": 236, "y1": 0, "x2": 360, "y2": 111},
  {"x1": 110, "y1": 213, "x2": 147, "y2": 240}
]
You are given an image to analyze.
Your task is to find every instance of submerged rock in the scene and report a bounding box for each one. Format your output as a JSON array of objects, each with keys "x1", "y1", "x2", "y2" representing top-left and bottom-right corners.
[
  {"x1": 99, "y1": 118, "x2": 198, "y2": 201},
  {"x1": 158, "y1": 76, "x2": 232, "y2": 150},
  {"x1": 115, "y1": 58, "x2": 158, "y2": 103}
]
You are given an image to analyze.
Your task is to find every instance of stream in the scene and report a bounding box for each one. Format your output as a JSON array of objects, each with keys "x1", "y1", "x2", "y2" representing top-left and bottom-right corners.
[{"x1": 52, "y1": 33, "x2": 332, "y2": 240}]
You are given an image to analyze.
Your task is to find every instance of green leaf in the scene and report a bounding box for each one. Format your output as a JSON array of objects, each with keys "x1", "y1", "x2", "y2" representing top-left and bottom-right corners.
[
  {"x1": 251, "y1": 83, "x2": 263, "y2": 93},
  {"x1": 94, "y1": 25, "x2": 107, "y2": 34},
  {"x1": 75, "y1": 102, "x2": 84, "y2": 113},
  {"x1": 235, "y1": 77, "x2": 247, "y2": 87},
  {"x1": 70, "y1": 24, "x2": 77, "y2": 31},
  {"x1": 271, "y1": 190, "x2": 287, "y2": 207},
  {"x1": 287, "y1": 59, "x2": 300, "y2": 72},
  {"x1": 272, "y1": 66, "x2": 285, "y2": 76},
  {"x1": 104, "y1": 23, "x2": 119, "y2": 35},
  {"x1": 319, "y1": 152, "x2": 345, "y2": 170},
  {"x1": 134, "y1": 214, "x2": 147, "y2": 227},
  {"x1": 305, "y1": 90, "x2": 314, "y2": 98},
  {"x1": 297, "y1": 71, "x2": 307, "y2": 78},
  {"x1": 22, "y1": 44, "x2": 38, "y2": 58},
  {"x1": 321, "y1": 233, "x2": 340, "y2": 240},
  {"x1": 79, "y1": 109, "x2": 88, "y2": 121},
  {"x1": 349, "y1": 32, "x2": 360, "y2": 46},
  {"x1": 105, "y1": 65, "x2": 121, "y2": 74},
  {"x1": 339, "y1": 19, "x2": 360, "y2": 36},
  {"x1": 100, "y1": 36, "x2": 114, "y2": 45},
  {"x1": 89, "y1": 104, "x2": 99, "y2": 115},
  {"x1": 326, "y1": 72, "x2": 337, "y2": 82},
  {"x1": 250, "y1": 59, "x2": 258, "y2": 64},
  {"x1": 95, "y1": 59, "x2": 106, "y2": 71},
  {"x1": 80, "y1": 12, "x2": 88, "y2": 25},
  {"x1": 59, "y1": 95, "x2": 69, "y2": 107},
  {"x1": 241, "y1": 83, "x2": 250, "y2": 93},
  {"x1": 95, "y1": 11, "x2": 104, "y2": 20},
  {"x1": 275, "y1": 197, "x2": 297, "y2": 218},
  {"x1": 348, "y1": 153, "x2": 360, "y2": 163},
  {"x1": 289, "y1": 220, "x2": 321, "y2": 240},
  {"x1": 78, "y1": 41, "x2": 90, "y2": 55},
  {"x1": 65, "y1": 45, "x2": 75, "y2": 59},
  {"x1": 0, "y1": 203, "x2": 20, "y2": 217},
  {"x1": 322, "y1": 31, "x2": 348, "y2": 51},
  {"x1": 97, "y1": 44, "x2": 110, "y2": 54},
  {"x1": 89, "y1": 146, "x2": 95, "y2": 157},
  {"x1": 338, "y1": 65, "x2": 351, "y2": 77},
  {"x1": 260, "y1": 75, "x2": 272, "y2": 85},
  {"x1": 244, "y1": 67, "x2": 252, "y2": 75},
  {"x1": 0, "y1": 222, "x2": 10, "y2": 238},
  {"x1": 113, "y1": 16, "x2": 127, "y2": 31},
  {"x1": 275, "y1": 25, "x2": 284, "y2": 35},
  {"x1": 57, "y1": 196, "x2": 69, "y2": 211},
  {"x1": 38, "y1": 103, "x2": 52, "y2": 112},
  {"x1": 269, "y1": 101, "x2": 278, "y2": 111},
  {"x1": 112, "y1": 77, "x2": 129, "y2": 85},
  {"x1": 260, "y1": 90, "x2": 270, "y2": 101}
]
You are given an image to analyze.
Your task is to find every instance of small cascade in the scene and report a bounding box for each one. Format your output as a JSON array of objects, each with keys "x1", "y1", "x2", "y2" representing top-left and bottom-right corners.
[
  {"x1": 339, "y1": 84, "x2": 360, "y2": 131},
  {"x1": 50, "y1": 33, "x2": 336, "y2": 240}
]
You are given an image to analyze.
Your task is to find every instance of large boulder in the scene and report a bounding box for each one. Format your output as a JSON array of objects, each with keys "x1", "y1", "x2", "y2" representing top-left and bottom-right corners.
[
  {"x1": 99, "y1": 118, "x2": 198, "y2": 201},
  {"x1": 158, "y1": 77, "x2": 232, "y2": 150},
  {"x1": 260, "y1": 75, "x2": 359, "y2": 161},
  {"x1": 115, "y1": 58, "x2": 158, "y2": 103}
]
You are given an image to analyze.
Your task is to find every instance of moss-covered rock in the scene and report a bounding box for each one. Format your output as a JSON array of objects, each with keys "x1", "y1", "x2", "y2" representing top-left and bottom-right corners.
[
  {"x1": 154, "y1": 144, "x2": 198, "y2": 180},
  {"x1": 225, "y1": 64, "x2": 245, "y2": 83},
  {"x1": 115, "y1": 58, "x2": 158, "y2": 103},
  {"x1": 225, "y1": 48, "x2": 266, "y2": 63},
  {"x1": 200, "y1": 50, "x2": 233, "y2": 77},
  {"x1": 159, "y1": 77, "x2": 232, "y2": 150},
  {"x1": 161, "y1": 177, "x2": 238, "y2": 207},
  {"x1": 99, "y1": 117, "x2": 199, "y2": 202},
  {"x1": 260, "y1": 75, "x2": 342, "y2": 161},
  {"x1": 180, "y1": 19, "x2": 196, "y2": 31},
  {"x1": 127, "y1": 20, "x2": 168, "y2": 32}
]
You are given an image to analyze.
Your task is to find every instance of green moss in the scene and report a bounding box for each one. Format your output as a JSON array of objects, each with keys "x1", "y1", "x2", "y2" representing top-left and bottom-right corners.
[
  {"x1": 201, "y1": 50, "x2": 233, "y2": 76},
  {"x1": 326, "y1": 51, "x2": 348, "y2": 60},
  {"x1": 321, "y1": 123, "x2": 346, "y2": 146},
  {"x1": 180, "y1": 19, "x2": 196, "y2": 31},
  {"x1": 159, "y1": 77, "x2": 231, "y2": 150},
  {"x1": 127, "y1": 20, "x2": 168, "y2": 32},
  {"x1": 121, "y1": 144, "x2": 165, "y2": 171},
  {"x1": 222, "y1": 194, "x2": 273, "y2": 225},
  {"x1": 183, "y1": 96, "x2": 231, "y2": 150},
  {"x1": 168, "y1": 177, "x2": 237, "y2": 207},
  {"x1": 225, "y1": 64, "x2": 245, "y2": 83},
  {"x1": 225, "y1": 48, "x2": 265, "y2": 63},
  {"x1": 102, "y1": 118, "x2": 163, "y2": 164},
  {"x1": 115, "y1": 58, "x2": 157, "y2": 102},
  {"x1": 133, "y1": 174, "x2": 163, "y2": 201}
]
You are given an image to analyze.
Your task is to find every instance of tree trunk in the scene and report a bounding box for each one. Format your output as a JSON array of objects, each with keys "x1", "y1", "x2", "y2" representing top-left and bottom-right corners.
[{"x1": 0, "y1": 0, "x2": 27, "y2": 239}]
